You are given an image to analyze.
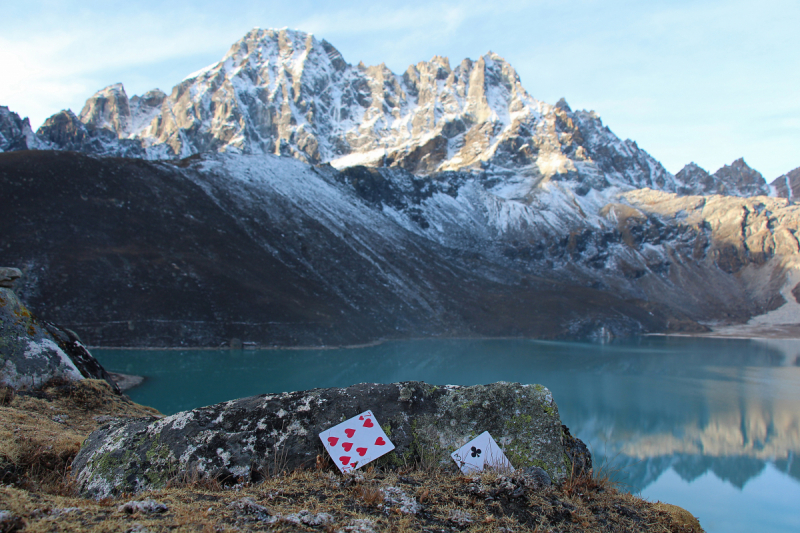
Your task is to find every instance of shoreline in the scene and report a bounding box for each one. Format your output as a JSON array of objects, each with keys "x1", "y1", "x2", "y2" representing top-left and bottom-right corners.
[{"x1": 89, "y1": 327, "x2": 800, "y2": 352}]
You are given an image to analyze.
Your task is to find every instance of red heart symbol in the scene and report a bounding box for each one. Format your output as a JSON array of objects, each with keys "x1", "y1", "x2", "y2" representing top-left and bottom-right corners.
[
  {"x1": 356, "y1": 447, "x2": 368, "y2": 456},
  {"x1": 340, "y1": 456, "x2": 351, "y2": 465},
  {"x1": 345, "y1": 428, "x2": 356, "y2": 438},
  {"x1": 327, "y1": 437, "x2": 339, "y2": 446},
  {"x1": 350, "y1": 462, "x2": 357, "y2": 467},
  {"x1": 363, "y1": 419, "x2": 374, "y2": 428},
  {"x1": 343, "y1": 442, "x2": 353, "y2": 452},
  {"x1": 359, "y1": 415, "x2": 364, "y2": 420},
  {"x1": 375, "y1": 437, "x2": 386, "y2": 446}
]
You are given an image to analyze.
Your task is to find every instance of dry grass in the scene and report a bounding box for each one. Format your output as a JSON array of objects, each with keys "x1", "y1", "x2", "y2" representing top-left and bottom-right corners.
[
  {"x1": 0, "y1": 466, "x2": 704, "y2": 532},
  {"x1": 0, "y1": 380, "x2": 704, "y2": 532},
  {"x1": 0, "y1": 378, "x2": 160, "y2": 493}
]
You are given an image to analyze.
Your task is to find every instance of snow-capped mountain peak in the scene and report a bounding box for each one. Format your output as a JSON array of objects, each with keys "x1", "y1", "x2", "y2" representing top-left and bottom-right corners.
[{"x1": 2, "y1": 27, "x2": 790, "y2": 201}]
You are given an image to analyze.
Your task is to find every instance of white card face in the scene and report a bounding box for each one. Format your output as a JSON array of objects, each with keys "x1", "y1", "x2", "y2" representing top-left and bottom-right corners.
[
  {"x1": 451, "y1": 431, "x2": 514, "y2": 474},
  {"x1": 319, "y1": 410, "x2": 396, "y2": 473}
]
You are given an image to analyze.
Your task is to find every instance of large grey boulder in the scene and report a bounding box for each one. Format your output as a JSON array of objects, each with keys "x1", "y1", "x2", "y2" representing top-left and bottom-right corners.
[
  {"x1": 0, "y1": 279, "x2": 119, "y2": 392},
  {"x1": 72, "y1": 381, "x2": 590, "y2": 498}
]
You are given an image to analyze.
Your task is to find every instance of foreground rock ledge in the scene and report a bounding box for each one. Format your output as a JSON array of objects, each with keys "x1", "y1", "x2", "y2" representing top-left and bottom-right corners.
[{"x1": 72, "y1": 381, "x2": 590, "y2": 498}]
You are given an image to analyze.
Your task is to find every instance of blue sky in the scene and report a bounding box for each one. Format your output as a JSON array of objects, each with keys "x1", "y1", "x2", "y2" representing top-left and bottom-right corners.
[{"x1": 2, "y1": 0, "x2": 797, "y2": 179}]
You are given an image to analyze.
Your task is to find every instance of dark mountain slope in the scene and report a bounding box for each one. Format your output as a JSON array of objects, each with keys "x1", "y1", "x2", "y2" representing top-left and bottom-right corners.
[{"x1": 1, "y1": 150, "x2": 685, "y2": 347}]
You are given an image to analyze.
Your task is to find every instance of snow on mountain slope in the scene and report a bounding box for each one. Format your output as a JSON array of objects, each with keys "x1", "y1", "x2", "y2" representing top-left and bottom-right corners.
[
  {"x1": 152, "y1": 155, "x2": 800, "y2": 335},
  {"x1": 4, "y1": 149, "x2": 701, "y2": 346}
]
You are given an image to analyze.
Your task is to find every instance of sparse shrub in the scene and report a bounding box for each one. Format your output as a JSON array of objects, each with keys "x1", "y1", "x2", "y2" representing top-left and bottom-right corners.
[
  {"x1": 0, "y1": 385, "x2": 14, "y2": 406},
  {"x1": 354, "y1": 484, "x2": 383, "y2": 506}
]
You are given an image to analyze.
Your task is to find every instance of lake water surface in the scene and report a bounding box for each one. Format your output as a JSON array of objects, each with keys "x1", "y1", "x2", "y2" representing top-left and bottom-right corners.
[{"x1": 94, "y1": 336, "x2": 800, "y2": 533}]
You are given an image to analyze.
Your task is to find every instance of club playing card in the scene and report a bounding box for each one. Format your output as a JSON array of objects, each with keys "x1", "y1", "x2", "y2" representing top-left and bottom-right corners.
[
  {"x1": 451, "y1": 431, "x2": 514, "y2": 474},
  {"x1": 319, "y1": 410, "x2": 395, "y2": 473}
]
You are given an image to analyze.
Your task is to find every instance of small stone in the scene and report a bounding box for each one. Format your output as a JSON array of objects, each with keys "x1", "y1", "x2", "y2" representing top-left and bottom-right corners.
[
  {"x1": 0, "y1": 267, "x2": 21, "y2": 288},
  {"x1": 448, "y1": 509, "x2": 473, "y2": 526},
  {"x1": 284, "y1": 509, "x2": 334, "y2": 527},
  {"x1": 519, "y1": 466, "x2": 552, "y2": 488},
  {"x1": 398, "y1": 386, "x2": 413, "y2": 402},
  {"x1": 118, "y1": 500, "x2": 168, "y2": 514},
  {"x1": 0, "y1": 510, "x2": 25, "y2": 532},
  {"x1": 228, "y1": 497, "x2": 271, "y2": 522},
  {"x1": 49, "y1": 507, "x2": 81, "y2": 518},
  {"x1": 339, "y1": 518, "x2": 377, "y2": 533},
  {"x1": 382, "y1": 486, "x2": 422, "y2": 514}
]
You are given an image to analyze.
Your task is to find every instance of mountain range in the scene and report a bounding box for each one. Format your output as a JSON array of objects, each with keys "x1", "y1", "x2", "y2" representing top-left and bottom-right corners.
[{"x1": 1, "y1": 28, "x2": 798, "y2": 347}]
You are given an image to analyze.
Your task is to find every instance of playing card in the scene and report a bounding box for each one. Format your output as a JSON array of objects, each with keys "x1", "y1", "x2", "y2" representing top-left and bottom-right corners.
[
  {"x1": 451, "y1": 431, "x2": 514, "y2": 474},
  {"x1": 319, "y1": 410, "x2": 395, "y2": 473}
]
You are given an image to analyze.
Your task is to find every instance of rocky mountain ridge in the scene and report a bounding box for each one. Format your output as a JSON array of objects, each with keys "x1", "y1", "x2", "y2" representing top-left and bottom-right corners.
[
  {"x1": 2, "y1": 28, "x2": 795, "y2": 199},
  {"x1": 1, "y1": 28, "x2": 799, "y2": 346},
  {"x1": 2, "y1": 148, "x2": 798, "y2": 346}
]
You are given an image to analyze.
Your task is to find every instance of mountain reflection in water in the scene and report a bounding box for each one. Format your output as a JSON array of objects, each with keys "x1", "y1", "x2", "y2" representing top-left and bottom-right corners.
[{"x1": 94, "y1": 336, "x2": 800, "y2": 494}]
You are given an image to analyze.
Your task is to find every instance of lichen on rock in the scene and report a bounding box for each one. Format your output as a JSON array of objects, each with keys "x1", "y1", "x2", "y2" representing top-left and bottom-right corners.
[{"x1": 72, "y1": 381, "x2": 589, "y2": 498}]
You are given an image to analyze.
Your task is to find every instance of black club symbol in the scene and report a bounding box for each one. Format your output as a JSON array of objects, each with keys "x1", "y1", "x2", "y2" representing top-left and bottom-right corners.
[{"x1": 470, "y1": 446, "x2": 482, "y2": 458}]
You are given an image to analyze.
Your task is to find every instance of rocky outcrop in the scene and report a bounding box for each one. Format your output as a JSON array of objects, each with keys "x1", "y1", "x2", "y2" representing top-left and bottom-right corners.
[
  {"x1": 711, "y1": 158, "x2": 770, "y2": 197},
  {"x1": 0, "y1": 267, "x2": 22, "y2": 288},
  {"x1": 771, "y1": 166, "x2": 800, "y2": 200},
  {"x1": 676, "y1": 159, "x2": 770, "y2": 197},
  {"x1": 36, "y1": 109, "x2": 145, "y2": 158},
  {"x1": 78, "y1": 84, "x2": 166, "y2": 141},
  {"x1": 0, "y1": 270, "x2": 119, "y2": 392},
  {"x1": 72, "y1": 381, "x2": 587, "y2": 498},
  {"x1": 675, "y1": 163, "x2": 715, "y2": 195},
  {"x1": 0, "y1": 107, "x2": 39, "y2": 152}
]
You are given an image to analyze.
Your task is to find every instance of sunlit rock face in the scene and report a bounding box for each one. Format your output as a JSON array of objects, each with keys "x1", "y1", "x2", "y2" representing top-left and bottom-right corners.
[
  {"x1": 771, "y1": 166, "x2": 800, "y2": 199},
  {"x1": 611, "y1": 190, "x2": 800, "y2": 320},
  {"x1": 77, "y1": 83, "x2": 166, "y2": 141}
]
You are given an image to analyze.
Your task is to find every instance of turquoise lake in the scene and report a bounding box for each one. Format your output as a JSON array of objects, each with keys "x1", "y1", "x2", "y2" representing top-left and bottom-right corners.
[{"x1": 93, "y1": 336, "x2": 800, "y2": 533}]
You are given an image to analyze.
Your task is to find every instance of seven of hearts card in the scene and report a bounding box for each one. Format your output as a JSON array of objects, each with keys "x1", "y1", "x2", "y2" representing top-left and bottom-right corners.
[{"x1": 319, "y1": 410, "x2": 396, "y2": 473}]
